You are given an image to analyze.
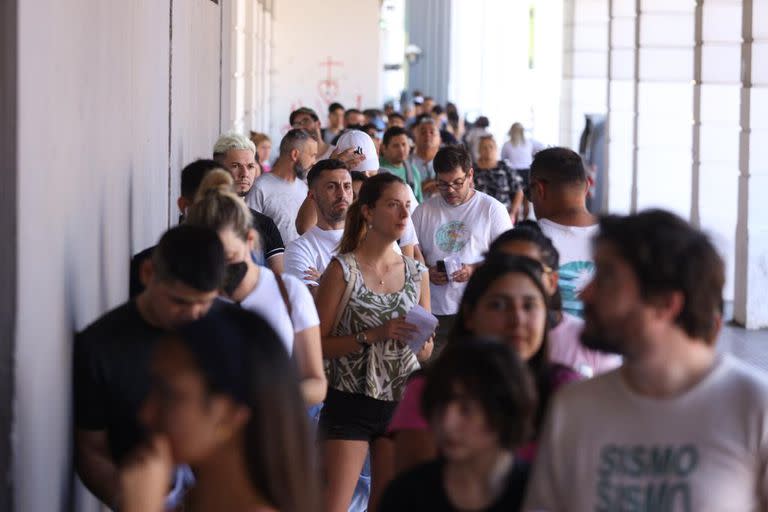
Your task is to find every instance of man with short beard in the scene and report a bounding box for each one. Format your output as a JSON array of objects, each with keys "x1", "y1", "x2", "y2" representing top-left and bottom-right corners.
[
  {"x1": 212, "y1": 131, "x2": 261, "y2": 197},
  {"x1": 247, "y1": 128, "x2": 317, "y2": 243},
  {"x1": 525, "y1": 210, "x2": 768, "y2": 511},
  {"x1": 284, "y1": 159, "x2": 352, "y2": 290}
]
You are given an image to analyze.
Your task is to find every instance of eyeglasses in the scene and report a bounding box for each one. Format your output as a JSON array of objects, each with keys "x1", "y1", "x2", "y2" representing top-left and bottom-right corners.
[{"x1": 436, "y1": 177, "x2": 468, "y2": 191}]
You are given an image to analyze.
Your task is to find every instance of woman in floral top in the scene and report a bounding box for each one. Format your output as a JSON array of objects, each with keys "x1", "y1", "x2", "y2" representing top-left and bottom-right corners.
[
  {"x1": 474, "y1": 135, "x2": 524, "y2": 222},
  {"x1": 314, "y1": 173, "x2": 433, "y2": 512}
]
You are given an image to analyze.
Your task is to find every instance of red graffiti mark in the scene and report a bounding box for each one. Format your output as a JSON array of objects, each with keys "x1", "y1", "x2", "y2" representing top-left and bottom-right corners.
[
  {"x1": 356, "y1": 94, "x2": 362, "y2": 109},
  {"x1": 318, "y1": 57, "x2": 343, "y2": 104}
]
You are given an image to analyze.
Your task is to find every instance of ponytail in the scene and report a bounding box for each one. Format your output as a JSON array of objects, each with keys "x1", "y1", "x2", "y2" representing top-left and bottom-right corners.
[
  {"x1": 186, "y1": 169, "x2": 255, "y2": 245},
  {"x1": 337, "y1": 201, "x2": 367, "y2": 254},
  {"x1": 195, "y1": 168, "x2": 236, "y2": 203}
]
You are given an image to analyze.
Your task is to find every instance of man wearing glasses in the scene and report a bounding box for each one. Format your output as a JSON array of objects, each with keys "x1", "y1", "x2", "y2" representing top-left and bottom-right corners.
[{"x1": 412, "y1": 145, "x2": 512, "y2": 354}]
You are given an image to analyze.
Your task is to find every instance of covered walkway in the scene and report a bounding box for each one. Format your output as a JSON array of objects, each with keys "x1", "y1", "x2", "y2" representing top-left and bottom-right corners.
[{"x1": 1, "y1": 1, "x2": 767, "y2": 510}]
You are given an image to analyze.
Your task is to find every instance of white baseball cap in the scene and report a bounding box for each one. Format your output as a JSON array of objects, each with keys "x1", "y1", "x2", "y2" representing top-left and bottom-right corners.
[{"x1": 334, "y1": 129, "x2": 380, "y2": 173}]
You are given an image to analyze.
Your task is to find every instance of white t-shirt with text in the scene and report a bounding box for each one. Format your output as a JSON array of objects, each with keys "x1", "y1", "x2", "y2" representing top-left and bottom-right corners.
[
  {"x1": 538, "y1": 219, "x2": 598, "y2": 319},
  {"x1": 246, "y1": 173, "x2": 308, "y2": 244},
  {"x1": 412, "y1": 191, "x2": 512, "y2": 315},
  {"x1": 525, "y1": 354, "x2": 768, "y2": 511}
]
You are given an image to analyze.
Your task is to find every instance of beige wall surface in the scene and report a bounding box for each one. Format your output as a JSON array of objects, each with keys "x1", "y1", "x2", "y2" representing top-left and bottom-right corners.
[
  {"x1": 269, "y1": 0, "x2": 382, "y2": 141},
  {"x1": 14, "y1": 1, "x2": 223, "y2": 510}
]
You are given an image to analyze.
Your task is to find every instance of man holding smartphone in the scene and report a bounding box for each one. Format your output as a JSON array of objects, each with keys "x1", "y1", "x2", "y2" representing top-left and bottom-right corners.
[{"x1": 412, "y1": 145, "x2": 512, "y2": 354}]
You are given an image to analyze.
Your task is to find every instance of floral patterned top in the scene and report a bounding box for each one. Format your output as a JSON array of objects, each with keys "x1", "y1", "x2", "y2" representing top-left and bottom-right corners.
[
  {"x1": 473, "y1": 160, "x2": 524, "y2": 211},
  {"x1": 328, "y1": 253, "x2": 426, "y2": 401}
]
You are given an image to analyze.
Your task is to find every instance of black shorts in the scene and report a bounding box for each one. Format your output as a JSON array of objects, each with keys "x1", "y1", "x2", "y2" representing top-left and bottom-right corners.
[{"x1": 319, "y1": 388, "x2": 398, "y2": 442}]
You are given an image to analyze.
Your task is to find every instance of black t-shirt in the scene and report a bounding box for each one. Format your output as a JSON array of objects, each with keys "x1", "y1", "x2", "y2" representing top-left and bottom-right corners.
[
  {"x1": 74, "y1": 300, "x2": 163, "y2": 463},
  {"x1": 250, "y1": 208, "x2": 285, "y2": 260},
  {"x1": 129, "y1": 208, "x2": 284, "y2": 298},
  {"x1": 379, "y1": 458, "x2": 529, "y2": 512}
]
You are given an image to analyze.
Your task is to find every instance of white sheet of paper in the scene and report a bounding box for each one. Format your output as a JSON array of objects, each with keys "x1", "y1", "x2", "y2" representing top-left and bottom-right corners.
[
  {"x1": 404, "y1": 304, "x2": 439, "y2": 354},
  {"x1": 444, "y1": 256, "x2": 462, "y2": 281}
]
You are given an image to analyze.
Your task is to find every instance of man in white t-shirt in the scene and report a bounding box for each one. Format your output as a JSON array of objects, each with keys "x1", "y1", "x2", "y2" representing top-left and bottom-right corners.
[
  {"x1": 286, "y1": 157, "x2": 419, "y2": 290},
  {"x1": 530, "y1": 147, "x2": 598, "y2": 319},
  {"x1": 247, "y1": 128, "x2": 317, "y2": 244},
  {"x1": 412, "y1": 145, "x2": 512, "y2": 351},
  {"x1": 525, "y1": 210, "x2": 768, "y2": 512},
  {"x1": 284, "y1": 158, "x2": 352, "y2": 288}
]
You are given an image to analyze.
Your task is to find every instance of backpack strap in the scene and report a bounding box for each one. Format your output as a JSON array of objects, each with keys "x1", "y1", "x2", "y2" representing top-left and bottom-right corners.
[
  {"x1": 273, "y1": 272, "x2": 294, "y2": 321},
  {"x1": 331, "y1": 254, "x2": 358, "y2": 334}
]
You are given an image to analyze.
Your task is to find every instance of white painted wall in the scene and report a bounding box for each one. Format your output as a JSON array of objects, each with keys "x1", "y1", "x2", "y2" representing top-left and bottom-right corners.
[
  {"x1": 269, "y1": 0, "x2": 382, "y2": 142},
  {"x1": 14, "y1": 1, "x2": 223, "y2": 510}
]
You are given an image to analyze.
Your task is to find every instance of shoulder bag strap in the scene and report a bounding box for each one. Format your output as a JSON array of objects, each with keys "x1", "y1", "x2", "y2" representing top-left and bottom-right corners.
[{"x1": 331, "y1": 254, "x2": 358, "y2": 334}]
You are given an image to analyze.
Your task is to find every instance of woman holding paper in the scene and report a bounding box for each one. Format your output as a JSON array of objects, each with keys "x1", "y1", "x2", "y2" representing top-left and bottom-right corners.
[{"x1": 314, "y1": 173, "x2": 434, "y2": 512}]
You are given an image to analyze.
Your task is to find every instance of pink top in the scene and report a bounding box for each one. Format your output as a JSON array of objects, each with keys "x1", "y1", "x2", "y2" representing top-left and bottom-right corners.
[
  {"x1": 388, "y1": 375, "x2": 429, "y2": 432},
  {"x1": 548, "y1": 313, "x2": 622, "y2": 377}
]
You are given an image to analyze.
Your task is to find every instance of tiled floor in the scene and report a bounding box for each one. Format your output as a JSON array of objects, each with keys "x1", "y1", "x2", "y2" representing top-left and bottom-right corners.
[{"x1": 718, "y1": 324, "x2": 768, "y2": 373}]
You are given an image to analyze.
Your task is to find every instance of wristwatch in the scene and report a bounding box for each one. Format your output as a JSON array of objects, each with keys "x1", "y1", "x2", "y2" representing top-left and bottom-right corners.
[{"x1": 355, "y1": 331, "x2": 369, "y2": 346}]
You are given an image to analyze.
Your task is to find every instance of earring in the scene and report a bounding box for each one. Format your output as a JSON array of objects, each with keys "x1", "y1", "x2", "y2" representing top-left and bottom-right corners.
[{"x1": 367, "y1": 223, "x2": 373, "y2": 229}]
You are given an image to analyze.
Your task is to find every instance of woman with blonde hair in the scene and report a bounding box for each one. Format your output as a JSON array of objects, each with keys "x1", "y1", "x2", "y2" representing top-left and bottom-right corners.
[
  {"x1": 501, "y1": 123, "x2": 545, "y2": 173},
  {"x1": 185, "y1": 169, "x2": 326, "y2": 406},
  {"x1": 314, "y1": 173, "x2": 434, "y2": 512}
]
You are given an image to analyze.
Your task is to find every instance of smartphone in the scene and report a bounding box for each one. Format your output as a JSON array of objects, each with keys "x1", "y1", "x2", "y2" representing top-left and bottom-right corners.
[{"x1": 436, "y1": 260, "x2": 447, "y2": 273}]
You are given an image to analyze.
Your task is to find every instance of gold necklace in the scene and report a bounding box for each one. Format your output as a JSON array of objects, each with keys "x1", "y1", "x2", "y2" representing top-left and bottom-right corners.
[{"x1": 357, "y1": 258, "x2": 387, "y2": 286}]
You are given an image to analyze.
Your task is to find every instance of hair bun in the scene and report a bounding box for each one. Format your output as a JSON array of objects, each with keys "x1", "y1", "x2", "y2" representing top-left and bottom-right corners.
[{"x1": 195, "y1": 169, "x2": 235, "y2": 203}]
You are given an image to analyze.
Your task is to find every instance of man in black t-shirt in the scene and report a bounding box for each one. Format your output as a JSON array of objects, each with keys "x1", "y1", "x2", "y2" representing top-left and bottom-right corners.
[
  {"x1": 75, "y1": 224, "x2": 226, "y2": 508},
  {"x1": 129, "y1": 159, "x2": 285, "y2": 297}
]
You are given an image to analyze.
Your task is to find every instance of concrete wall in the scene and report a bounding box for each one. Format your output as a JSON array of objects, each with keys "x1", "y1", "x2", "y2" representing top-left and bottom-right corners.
[
  {"x1": 13, "y1": 1, "x2": 225, "y2": 510},
  {"x1": 270, "y1": 0, "x2": 382, "y2": 141}
]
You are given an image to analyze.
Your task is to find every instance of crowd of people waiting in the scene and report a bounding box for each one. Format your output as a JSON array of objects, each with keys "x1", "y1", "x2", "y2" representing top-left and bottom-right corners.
[{"x1": 73, "y1": 94, "x2": 768, "y2": 512}]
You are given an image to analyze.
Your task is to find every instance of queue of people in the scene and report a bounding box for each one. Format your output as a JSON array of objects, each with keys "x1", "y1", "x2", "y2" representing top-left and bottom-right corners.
[{"x1": 72, "y1": 97, "x2": 768, "y2": 512}]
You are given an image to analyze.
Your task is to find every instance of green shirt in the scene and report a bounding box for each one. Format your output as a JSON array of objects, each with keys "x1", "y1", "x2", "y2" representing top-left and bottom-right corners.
[{"x1": 380, "y1": 157, "x2": 423, "y2": 203}]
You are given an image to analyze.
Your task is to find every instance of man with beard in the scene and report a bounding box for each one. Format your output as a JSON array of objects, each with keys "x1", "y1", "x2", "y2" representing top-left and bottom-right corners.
[
  {"x1": 247, "y1": 128, "x2": 317, "y2": 243},
  {"x1": 412, "y1": 144, "x2": 512, "y2": 352},
  {"x1": 213, "y1": 131, "x2": 262, "y2": 197},
  {"x1": 525, "y1": 210, "x2": 768, "y2": 512},
  {"x1": 130, "y1": 158, "x2": 285, "y2": 298},
  {"x1": 284, "y1": 159, "x2": 352, "y2": 291}
]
